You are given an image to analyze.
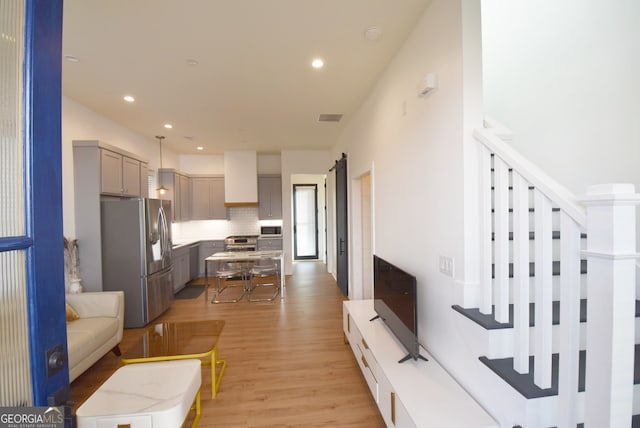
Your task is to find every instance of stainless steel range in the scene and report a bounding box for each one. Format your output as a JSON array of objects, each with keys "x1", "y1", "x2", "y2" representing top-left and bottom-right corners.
[{"x1": 224, "y1": 235, "x2": 258, "y2": 252}]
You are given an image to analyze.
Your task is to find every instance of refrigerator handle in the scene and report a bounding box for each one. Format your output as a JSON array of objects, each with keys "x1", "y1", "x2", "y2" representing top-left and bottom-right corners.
[{"x1": 159, "y1": 206, "x2": 170, "y2": 258}]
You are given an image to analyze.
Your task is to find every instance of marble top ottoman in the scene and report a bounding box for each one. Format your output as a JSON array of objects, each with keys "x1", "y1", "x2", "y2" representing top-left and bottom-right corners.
[{"x1": 76, "y1": 359, "x2": 201, "y2": 428}]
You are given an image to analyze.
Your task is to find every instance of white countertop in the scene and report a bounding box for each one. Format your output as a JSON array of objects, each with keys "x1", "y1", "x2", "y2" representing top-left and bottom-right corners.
[{"x1": 206, "y1": 250, "x2": 283, "y2": 261}]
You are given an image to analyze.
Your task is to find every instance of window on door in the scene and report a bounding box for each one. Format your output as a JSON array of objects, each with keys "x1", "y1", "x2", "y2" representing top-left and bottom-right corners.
[{"x1": 293, "y1": 184, "x2": 318, "y2": 260}]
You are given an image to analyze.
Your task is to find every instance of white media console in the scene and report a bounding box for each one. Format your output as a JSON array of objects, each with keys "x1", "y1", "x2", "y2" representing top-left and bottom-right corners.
[{"x1": 343, "y1": 300, "x2": 497, "y2": 428}]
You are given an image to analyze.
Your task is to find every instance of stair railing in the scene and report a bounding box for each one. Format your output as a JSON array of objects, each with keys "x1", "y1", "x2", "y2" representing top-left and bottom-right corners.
[{"x1": 474, "y1": 125, "x2": 639, "y2": 427}]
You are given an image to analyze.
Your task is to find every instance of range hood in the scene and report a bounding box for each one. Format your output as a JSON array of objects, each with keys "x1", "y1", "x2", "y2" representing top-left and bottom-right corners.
[{"x1": 224, "y1": 150, "x2": 259, "y2": 207}]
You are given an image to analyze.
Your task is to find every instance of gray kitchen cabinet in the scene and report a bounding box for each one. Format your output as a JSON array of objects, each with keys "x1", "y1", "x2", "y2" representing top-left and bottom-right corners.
[
  {"x1": 140, "y1": 162, "x2": 149, "y2": 198},
  {"x1": 190, "y1": 177, "x2": 227, "y2": 220},
  {"x1": 179, "y1": 174, "x2": 190, "y2": 219},
  {"x1": 72, "y1": 140, "x2": 149, "y2": 291},
  {"x1": 172, "y1": 246, "x2": 191, "y2": 293},
  {"x1": 198, "y1": 240, "x2": 225, "y2": 276},
  {"x1": 100, "y1": 148, "x2": 143, "y2": 197},
  {"x1": 122, "y1": 155, "x2": 141, "y2": 196},
  {"x1": 258, "y1": 175, "x2": 282, "y2": 220},
  {"x1": 158, "y1": 169, "x2": 190, "y2": 221},
  {"x1": 189, "y1": 245, "x2": 199, "y2": 279},
  {"x1": 100, "y1": 150, "x2": 122, "y2": 195},
  {"x1": 257, "y1": 237, "x2": 283, "y2": 250}
]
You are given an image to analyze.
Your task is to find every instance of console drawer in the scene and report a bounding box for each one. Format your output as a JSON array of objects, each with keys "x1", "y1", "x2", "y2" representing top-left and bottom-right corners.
[
  {"x1": 345, "y1": 312, "x2": 379, "y2": 402},
  {"x1": 356, "y1": 342, "x2": 379, "y2": 402}
]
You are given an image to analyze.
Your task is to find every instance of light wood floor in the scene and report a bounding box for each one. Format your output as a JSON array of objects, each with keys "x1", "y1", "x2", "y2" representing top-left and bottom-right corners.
[{"x1": 70, "y1": 261, "x2": 385, "y2": 427}]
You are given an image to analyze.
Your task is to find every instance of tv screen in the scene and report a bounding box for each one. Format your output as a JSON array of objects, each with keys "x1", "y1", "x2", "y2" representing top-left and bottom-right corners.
[{"x1": 373, "y1": 255, "x2": 426, "y2": 363}]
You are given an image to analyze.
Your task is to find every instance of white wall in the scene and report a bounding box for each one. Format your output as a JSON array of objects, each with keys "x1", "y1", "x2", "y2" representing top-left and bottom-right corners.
[
  {"x1": 481, "y1": 0, "x2": 640, "y2": 195},
  {"x1": 179, "y1": 154, "x2": 224, "y2": 175},
  {"x1": 329, "y1": 0, "x2": 512, "y2": 424},
  {"x1": 62, "y1": 96, "x2": 180, "y2": 238},
  {"x1": 333, "y1": 0, "x2": 467, "y2": 352},
  {"x1": 281, "y1": 150, "x2": 331, "y2": 275}
]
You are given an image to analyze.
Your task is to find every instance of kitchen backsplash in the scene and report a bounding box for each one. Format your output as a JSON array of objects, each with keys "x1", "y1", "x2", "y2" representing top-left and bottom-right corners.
[{"x1": 171, "y1": 206, "x2": 281, "y2": 243}]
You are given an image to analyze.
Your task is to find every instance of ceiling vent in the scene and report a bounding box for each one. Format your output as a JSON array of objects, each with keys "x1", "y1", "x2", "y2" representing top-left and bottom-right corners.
[{"x1": 318, "y1": 114, "x2": 343, "y2": 123}]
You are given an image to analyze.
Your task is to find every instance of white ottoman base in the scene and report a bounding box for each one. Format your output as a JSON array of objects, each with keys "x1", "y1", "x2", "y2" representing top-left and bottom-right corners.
[{"x1": 76, "y1": 359, "x2": 201, "y2": 428}]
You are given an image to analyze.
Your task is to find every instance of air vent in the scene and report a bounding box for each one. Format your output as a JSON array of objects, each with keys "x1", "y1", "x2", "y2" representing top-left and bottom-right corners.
[{"x1": 318, "y1": 114, "x2": 343, "y2": 123}]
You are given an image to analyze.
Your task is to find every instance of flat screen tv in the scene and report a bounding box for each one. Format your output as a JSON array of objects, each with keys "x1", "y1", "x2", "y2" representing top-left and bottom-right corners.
[{"x1": 372, "y1": 255, "x2": 427, "y2": 363}]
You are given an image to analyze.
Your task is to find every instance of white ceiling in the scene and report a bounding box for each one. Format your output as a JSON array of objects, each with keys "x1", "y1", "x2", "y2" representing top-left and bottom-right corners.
[{"x1": 62, "y1": 0, "x2": 431, "y2": 154}]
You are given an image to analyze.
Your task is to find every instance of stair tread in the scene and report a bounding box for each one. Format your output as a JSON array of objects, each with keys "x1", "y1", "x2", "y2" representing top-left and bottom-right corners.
[
  {"x1": 491, "y1": 260, "x2": 588, "y2": 279},
  {"x1": 492, "y1": 207, "x2": 561, "y2": 213},
  {"x1": 491, "y1": 185, "x2": 535, "y2": 190},
  {"x1": 478, "y1": 344, "x2": 640, "y2": 399},
  {"x1": 576, "y1": 415, "x2": 640, "y2": 428},
  {"x1": 574, "y1": 415, "x2": 640, "y2": 428},
  {"x1": 452, "y1": 300, "x2": 640, "y2": 330},
  {"x1": 490, "y1": 231, "x2": 588, "y2": 240}
]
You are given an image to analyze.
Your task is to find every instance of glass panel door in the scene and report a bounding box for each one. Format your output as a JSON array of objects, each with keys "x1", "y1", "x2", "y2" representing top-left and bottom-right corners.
[
  {"x1": 2, "y1": 0, "x2": 66, "y2": 406},
  {"x1": 0, "y1": 0, "x2": 32, "y2": 406},
  {"x1": 293, "y1": 184, "x2": 318, "y2": 260}
]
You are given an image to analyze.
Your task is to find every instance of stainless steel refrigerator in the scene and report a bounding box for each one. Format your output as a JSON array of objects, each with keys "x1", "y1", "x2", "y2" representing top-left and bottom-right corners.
[{"x1": 101, "y1": 198, "x2": 173, "y2": 328}]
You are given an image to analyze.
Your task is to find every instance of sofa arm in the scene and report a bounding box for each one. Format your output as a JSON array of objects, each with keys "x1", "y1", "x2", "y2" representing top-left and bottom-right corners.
[{"x1": 66, "y1": 291, "x2": 124, "y2": 330}]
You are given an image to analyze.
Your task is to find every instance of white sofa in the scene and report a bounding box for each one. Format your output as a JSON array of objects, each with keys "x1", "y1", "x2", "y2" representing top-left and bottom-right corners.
[{"x1": 66, "y1": 291, "x2": 124, "y2": 382}]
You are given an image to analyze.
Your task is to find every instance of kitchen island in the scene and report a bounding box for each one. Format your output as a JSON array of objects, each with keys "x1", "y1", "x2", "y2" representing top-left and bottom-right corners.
[{"x1": 205, "y1": 250, "x2": 285, "y2": 301}]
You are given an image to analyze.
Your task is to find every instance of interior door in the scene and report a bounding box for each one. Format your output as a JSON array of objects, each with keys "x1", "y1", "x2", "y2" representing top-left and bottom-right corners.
[
  {"x1": 293, "y1": 184, "x2": 318, "y2": 260},
  {"x1": 335, "y1": 154, "x2": 348, "y2": 296}
]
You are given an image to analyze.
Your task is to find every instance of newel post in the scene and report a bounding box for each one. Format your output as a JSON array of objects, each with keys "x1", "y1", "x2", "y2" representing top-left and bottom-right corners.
[{"x1": 582, "y1": 184, "x2": 640, "y2": 427}]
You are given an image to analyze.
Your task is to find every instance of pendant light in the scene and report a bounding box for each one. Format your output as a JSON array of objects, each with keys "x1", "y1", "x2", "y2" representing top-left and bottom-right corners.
[{"x1": 156, "y1": 135, "x2": 169, "y2": 195}]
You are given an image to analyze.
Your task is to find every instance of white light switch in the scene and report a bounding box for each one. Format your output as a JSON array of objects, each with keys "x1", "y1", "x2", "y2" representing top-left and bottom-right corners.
[{"x1": 439, "y1": 255, "x2": 454, "y2": 277}]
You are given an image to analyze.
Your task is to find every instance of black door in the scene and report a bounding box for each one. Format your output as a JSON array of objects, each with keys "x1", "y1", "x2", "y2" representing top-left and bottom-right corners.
[{"x1": 335, "y1": 154, "x2": 348, "y2": 296}]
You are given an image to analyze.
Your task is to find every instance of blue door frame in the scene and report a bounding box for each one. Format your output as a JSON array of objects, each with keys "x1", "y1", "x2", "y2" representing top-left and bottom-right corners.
[{"x1": 23, "y1": 0, "x2": 67, "y2": 406}]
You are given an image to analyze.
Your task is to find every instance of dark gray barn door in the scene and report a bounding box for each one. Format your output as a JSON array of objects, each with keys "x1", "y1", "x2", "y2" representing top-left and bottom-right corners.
[{"x1": 334, "y1": 154, "x2": 348, "y2": 296}]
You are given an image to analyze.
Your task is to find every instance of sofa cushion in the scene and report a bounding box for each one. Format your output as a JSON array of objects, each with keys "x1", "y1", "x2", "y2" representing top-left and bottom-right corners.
[{"x1": 66, "y1": 317, "x2": 119, "y2": 369}]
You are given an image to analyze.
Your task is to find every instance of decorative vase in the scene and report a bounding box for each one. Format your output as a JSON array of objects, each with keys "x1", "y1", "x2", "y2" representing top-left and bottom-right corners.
[
  {"x1": 68, "y1": 278, "x2": 83, "y2": 294},
  {"x1": 64, "y1": 238, "x2": 81, "y2": 292}
]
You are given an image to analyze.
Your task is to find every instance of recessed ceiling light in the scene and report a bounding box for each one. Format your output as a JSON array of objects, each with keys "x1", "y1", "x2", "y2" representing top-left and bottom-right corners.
[
  {"x1": 311, "y1": 58, "x2": 324, "y2": 69},
  {"x1": 196, "y1": 146, "x2": 204, "y2": 151},
  {"x1": 123, "y1": 95, "x2": 135, "y2": 103},
  {"x1": 164, "y1": 123, "x2": 173, "y2": 129},
  {"x1": 364, "y1": 26, "x2": 382, "y2": 41},
  {"x1": 64, "y1": 55, "x2": 79, "y2": 63}
]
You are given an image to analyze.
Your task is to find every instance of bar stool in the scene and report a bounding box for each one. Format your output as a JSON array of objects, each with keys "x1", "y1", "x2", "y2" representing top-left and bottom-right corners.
[
  {"x1": 247, "y1": 259, "x2": 280, "y2": 302},
  {"x1": 212, "y1": 262, "x2": 247, "y2": 303}
]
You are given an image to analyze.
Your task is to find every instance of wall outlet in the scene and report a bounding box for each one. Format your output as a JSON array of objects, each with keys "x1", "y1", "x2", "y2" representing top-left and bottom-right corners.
[{"x1": 439, "y1": 255, "x2": 454, "y2": 277}]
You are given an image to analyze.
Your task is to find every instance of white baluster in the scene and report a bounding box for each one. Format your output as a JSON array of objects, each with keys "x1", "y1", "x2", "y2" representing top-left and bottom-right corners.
[
  {"x1": 512, "y1": 172, "x2": 530, "y2": 373},
  {"x1": 534, "y1": 190, "x2": 553, "y2": 388},
  {"x1": 493, "y1": 156, "x2": 509, "y2": 323},
  {"x1": 479, "y1": 146, "x2": 493, "y2": 314},
  {"x1": 583, "y1": 184, "x2": 640, "y2": 427},
  {"x1": 557, "y1": 212, "x2": 581, "y2": 428}
]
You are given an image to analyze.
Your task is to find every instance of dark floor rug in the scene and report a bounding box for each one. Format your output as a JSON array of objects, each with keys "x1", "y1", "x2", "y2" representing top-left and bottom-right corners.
[{"x1": 174, "y1": 284, "x2": 206, "y2": 299}]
